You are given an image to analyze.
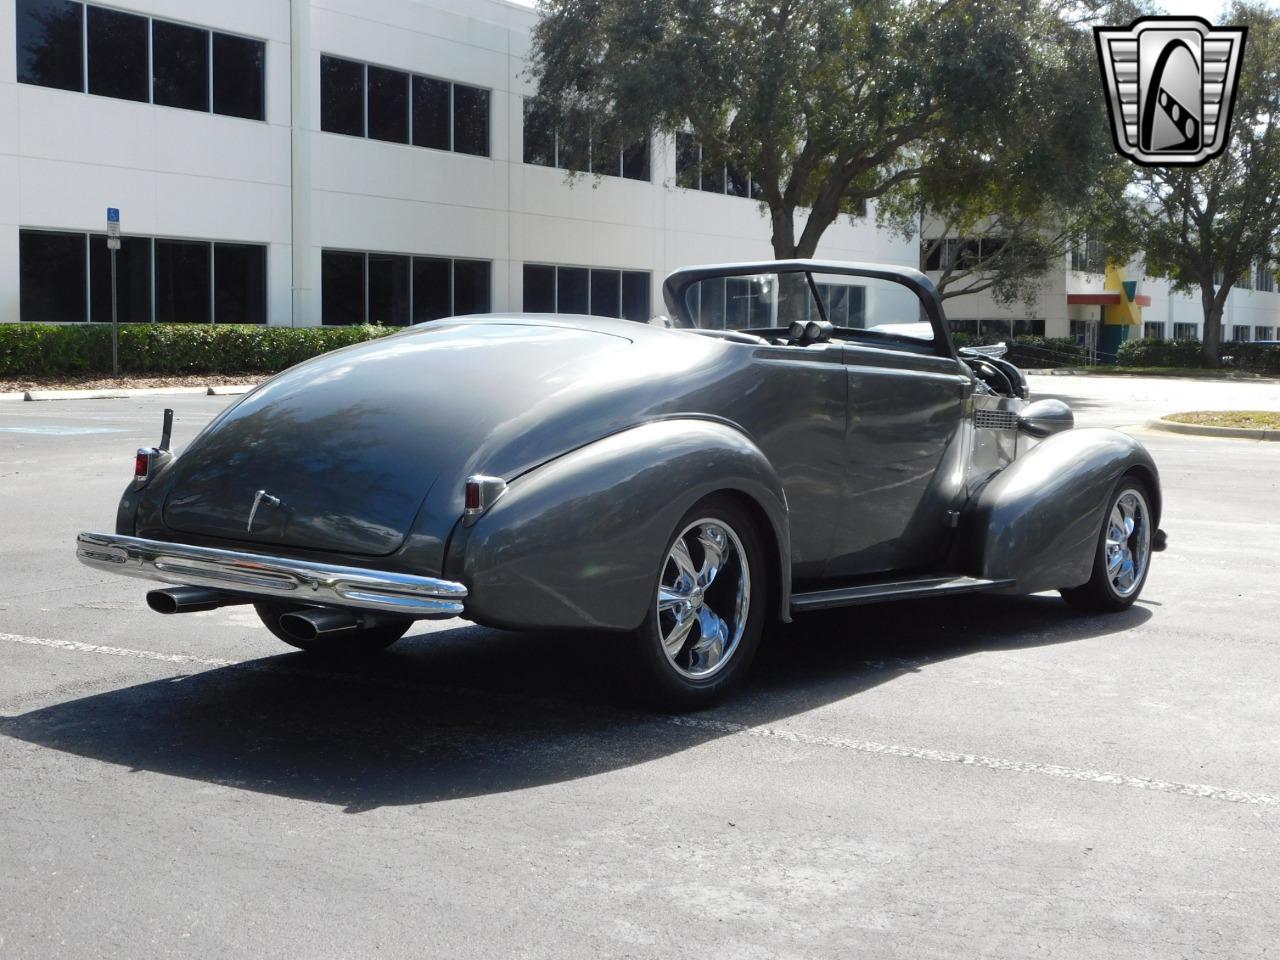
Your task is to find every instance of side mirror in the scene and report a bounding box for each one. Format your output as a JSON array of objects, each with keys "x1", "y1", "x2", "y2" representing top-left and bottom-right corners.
[{"x1": 1018, "y1": 399, "x2": 1074, "y2": 438}]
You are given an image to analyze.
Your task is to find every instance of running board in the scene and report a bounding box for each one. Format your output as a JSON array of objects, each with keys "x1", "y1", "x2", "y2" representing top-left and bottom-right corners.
[{"x1": 790, "y1": 575, "x2": 1015, "y2": 613}]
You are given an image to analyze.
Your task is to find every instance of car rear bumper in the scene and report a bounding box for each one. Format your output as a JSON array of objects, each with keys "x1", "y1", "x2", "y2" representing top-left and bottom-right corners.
[{"x1": 76, "y1": 531, "x2": 467, "y2": 619}]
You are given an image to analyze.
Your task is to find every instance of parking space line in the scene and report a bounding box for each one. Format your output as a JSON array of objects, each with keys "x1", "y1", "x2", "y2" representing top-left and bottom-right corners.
[{"x1": 4, "y1": 630, "x2": 1280, "y2": 809}]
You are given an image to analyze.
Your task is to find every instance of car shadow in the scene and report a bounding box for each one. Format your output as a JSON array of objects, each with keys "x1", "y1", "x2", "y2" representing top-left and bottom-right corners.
[{"x1": 0, "y1": 595, "x2": 1151, "y2": 812}]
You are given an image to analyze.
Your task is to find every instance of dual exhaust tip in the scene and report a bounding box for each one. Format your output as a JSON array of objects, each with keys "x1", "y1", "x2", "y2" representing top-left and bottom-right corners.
[{"x1": 145, "y1": 587, "x2": 364, "y2": 643}]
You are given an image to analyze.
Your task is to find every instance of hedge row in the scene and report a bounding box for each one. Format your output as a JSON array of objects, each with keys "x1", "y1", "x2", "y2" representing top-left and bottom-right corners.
[
  {"x1": 0, "y1": 323, "x2": 396, "y2": 377},
  {"x1": 1117, "y1": 338, "x2": 1280, "y2": 374}
]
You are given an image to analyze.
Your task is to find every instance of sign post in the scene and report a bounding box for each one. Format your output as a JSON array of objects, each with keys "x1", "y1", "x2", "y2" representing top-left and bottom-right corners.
[{"x1": 106, "y1": 208, "x2": 120, "y2": 376}]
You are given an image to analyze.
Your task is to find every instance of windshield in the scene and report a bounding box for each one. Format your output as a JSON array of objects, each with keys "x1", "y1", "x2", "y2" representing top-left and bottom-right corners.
[{"x1": 673, "y1": 268, "x2": 935, "y2": 347}]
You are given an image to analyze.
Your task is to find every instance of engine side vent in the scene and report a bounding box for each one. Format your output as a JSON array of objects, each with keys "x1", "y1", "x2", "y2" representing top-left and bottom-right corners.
[{"x1": 975, "y1": 409, "x2": 1020, "y2": 431}]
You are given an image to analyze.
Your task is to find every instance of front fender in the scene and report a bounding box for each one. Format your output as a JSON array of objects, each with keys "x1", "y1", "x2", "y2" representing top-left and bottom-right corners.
[
  {"x1": 451, "y1": 418, "x2": 791, "y2": 632},
  {"x1": 962, "y1": 428, "x2": 1161, "y2": 594}
]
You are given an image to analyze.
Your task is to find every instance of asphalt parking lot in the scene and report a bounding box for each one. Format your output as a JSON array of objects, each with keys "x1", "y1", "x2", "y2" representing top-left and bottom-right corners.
[{"x1": 2, "y1": 374, "x2": 1279, "y2": 959}]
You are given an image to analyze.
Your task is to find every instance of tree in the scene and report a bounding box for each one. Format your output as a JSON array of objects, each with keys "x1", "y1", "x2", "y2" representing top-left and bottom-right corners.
[
  {"x1": 1121, "y1": 2, "x2": 1280, "y2": 366},
  {"x1": 527, "y1": 0, "x2": 1119, "y2": 263}
]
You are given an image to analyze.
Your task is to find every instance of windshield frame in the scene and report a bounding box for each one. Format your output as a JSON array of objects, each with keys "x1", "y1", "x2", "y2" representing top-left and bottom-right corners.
[{"x1": 661, "y1": 259, "x2": 956, "y2": 359}]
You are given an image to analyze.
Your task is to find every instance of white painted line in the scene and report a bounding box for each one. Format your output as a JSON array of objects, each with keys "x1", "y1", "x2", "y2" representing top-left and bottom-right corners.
[
  {"x1": 5, "y1": 630, "x2": 1280, "y2": 809},
  {"x1": 24, "y1": 387, "x2": 213, "y2": 402},
  {"x1": 0, "y1": 426, "x2": 129, "y2": 436}
]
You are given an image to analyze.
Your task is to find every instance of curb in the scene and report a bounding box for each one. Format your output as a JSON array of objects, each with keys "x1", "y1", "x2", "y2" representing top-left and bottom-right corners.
[
  {"x1": 20, "y1": 384, "x2": 258, "y2": 401},
  {"x1": 1147, "y1": 418, "x2": 1280, "y2": 441}
]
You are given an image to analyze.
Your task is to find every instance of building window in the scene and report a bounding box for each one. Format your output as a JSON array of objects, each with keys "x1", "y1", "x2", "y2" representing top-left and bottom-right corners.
[
  {"x1": 674, "y1": 133, "x2": 761, "y2": 198},
  {"x1": 212, "y1": 33, "x2": 265, "y2": 120},
  {"x1": 16, "y1": 0, "x2": 84, "y2": 92},
  {"x1": 1255, "y1": 263, "x2": 1275, "y2": 293},
  {"x1": 367, "y1": 65, "x2": 409, "y2": 144},
  {"x1": 152, "y1": 20, "x2": 208, "y2": 111},
  {"x1": 90, "y1": 234, "x2": 151, "y2": 322},
  {"x1": 1070, "y1": 239, "x2": 1106, "y2": 273},
  {"x1": 86, "y1": 5, "x2": 148, "y2": 102},
  {"x1": 1239, "y1": 265, "x2": 1253, "y2": 290},
  {"x1": 1143, "y1": 322, "x2": 1166, "y2": 340},
  {"x1": 322, "y1": 250, "x2": 491, "y2": 325},
  {"x1": 1255, "y1": 326, "x2": 1275, "y2": 341},
  {"x1": 17, "y1": 1, "x2": 266, "y2": 119},
  {"x1": 19, "y1": 229, "x2": 86, "y2": 322},
  {"x1": 523, "y1": 101, "x2": 649, "y2": 181},
  {"x1": 19, "y1": 228, "x2": 265, "y2": 323},
  {"x1": 522, "y1": 264, "x2": 651, "y2": 320},
  {"x1": 1231, "y1": 325, "x2": 1251, "y2": 342},
  {"x1": 321, "y1": 54, "x2": 490, "y2": 157},
  {"x1": 1173, "y1": 323, "x2": 1198, "y2": 339}
]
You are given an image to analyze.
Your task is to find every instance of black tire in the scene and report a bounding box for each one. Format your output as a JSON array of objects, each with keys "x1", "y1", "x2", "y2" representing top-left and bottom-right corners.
[
  {"x1": 626, "y1": 495, "x2": 768, "y2": 710},
  {"x1": 1060, "y1": 476, "x2": 1154, "y2": 613},
  {"x1": 253, "y1": 600, "x2": 410, "y2": 656}
]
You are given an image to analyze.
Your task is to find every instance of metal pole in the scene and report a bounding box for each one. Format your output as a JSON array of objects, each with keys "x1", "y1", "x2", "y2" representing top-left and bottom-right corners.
[{"x1": 110, "y1": 246, "x2": 119, "y2": 377}]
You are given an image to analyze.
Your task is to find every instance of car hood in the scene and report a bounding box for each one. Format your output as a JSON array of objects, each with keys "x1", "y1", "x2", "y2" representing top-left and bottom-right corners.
[{"x1": 158, "y1": 318, "x2": 726, "y2": 559}]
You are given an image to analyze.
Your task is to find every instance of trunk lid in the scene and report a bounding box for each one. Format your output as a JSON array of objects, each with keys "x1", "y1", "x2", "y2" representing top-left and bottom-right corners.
[{"x1": 161, "y1": 321, "x2": 633, "y2": 556}]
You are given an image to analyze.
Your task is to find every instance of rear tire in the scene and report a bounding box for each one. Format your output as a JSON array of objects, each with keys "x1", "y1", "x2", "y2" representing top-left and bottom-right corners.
[
  {"x1": 1060, "y1": 477, "x2": 1154, "y2": 613},
  {"x1": 253, "y1": 600, "x2": 410, "y2": 656},
  {"x1": 626, "y1": 495, "x2": 767, "y2": 711}
]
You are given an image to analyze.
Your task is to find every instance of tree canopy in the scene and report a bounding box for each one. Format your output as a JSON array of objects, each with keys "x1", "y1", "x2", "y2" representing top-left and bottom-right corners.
[{"x1": 528, "y1": 0, "x2": 1124, "y2": 264}]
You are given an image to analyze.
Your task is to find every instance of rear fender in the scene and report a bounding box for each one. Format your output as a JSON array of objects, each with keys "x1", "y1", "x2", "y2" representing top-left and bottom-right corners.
[
  {"x1": 453, "y1": 419, "x2": 791, "y2": 632},
  {"x1": 961, "y1": 428, "x2": 1161, "y2": 594}
]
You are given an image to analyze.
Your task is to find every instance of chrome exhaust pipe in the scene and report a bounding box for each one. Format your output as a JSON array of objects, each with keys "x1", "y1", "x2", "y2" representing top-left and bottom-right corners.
[
  {"x1": 147, "y1": 586, "x2": 251, "y2": 615},
  {"x1": 278, "y1": 607, "x2": 363, "y2": 642}
]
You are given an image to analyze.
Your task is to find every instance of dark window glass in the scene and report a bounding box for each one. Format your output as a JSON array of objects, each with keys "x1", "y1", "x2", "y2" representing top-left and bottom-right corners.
[
  {"x1": 367, "y1": 253, "x2": 410, "y2": 325},
  {"x1": 19, "y1": 230, "x2": 85, "y2": 322},
  {"x1": 154, "y1": 240, "x2": 211, "y2": 323},
  {"x1": 523, "y1": 264, "x2": 555, "y2": 312},
  {"x1": 701, "y1": 154, "x2": 725, "y2": 193},
  {"x1": 86, "y1": 6, "x2": 148, "y2": 103},
  {"x1": 321, "y1": 55, "x2": 364, "y2": 136},
  {"x1": 557, "y1": 266, "x2": 588, "y2": 314},
  {"x1": 367, "y1": 65, "x2": 409, "y2": 144},
  {"x1": 322, "y1": 251, "x2": 365, "y2": 325},
  {"x1": 453, "y1": 83, "x2": 489, "y2": 157},
  {"x1": 726, "y1": 165, "x2": 749, "y2": 198},
  {"x1": 522, "y1": 99, "x2": 554, "y2": 166},
  {"x1": 411, "y1": 75, "x2": 449, "y2": 150},
  {"x1": 214, "y1": 243, "x2": 266, "y2": 324},
  {"x1": 622, "y1": 140, "x2": 649, "y2": 181},
  {"x1": 412, "y1": 257, "x2": 451, "y2": 323},
  {"x1": 621, "y1": 271, "x2": 650, "y2": 321},
  {"x1": 453, "y1": 259, "x2": 490, "y2": 316},
  {"x1": 152, "y1": 20, "x2": 209, "y2": 111},
  {"x1": 558, "y1": 109, "x2": 590, "y2": 173},
  {"x1": 16, "y1": 0, "x2": 83, "y2": 92},
  {"x1": 725, "y1": 277, "x2": 751, "y2": 329},
  {"x1": 90, "y1": 234, "x2": 150, "y2": 323},
  {"x1": 676, "y1": 133, "x2": 699, "y2": 189},
  {"x1": 699, "y1": 277, "x2": 725, "y2": 329},
  {"x1": 213, "y1": 33, "x2": 264, "y2": 120},
  {"x1": 589, "y1": 270, "x2": 620, "y2": 318},
  {"x1": 591, "y1": 135, "x2": 620, "y2": 178},
  {"x1": 748, "y1": 176, "x2": 763, "y2": 200}
]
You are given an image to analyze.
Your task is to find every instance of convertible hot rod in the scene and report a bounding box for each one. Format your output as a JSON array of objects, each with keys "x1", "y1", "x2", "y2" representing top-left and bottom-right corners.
[{"x1": 78, "y1": 260, "x2": 1166, "y2": 707}]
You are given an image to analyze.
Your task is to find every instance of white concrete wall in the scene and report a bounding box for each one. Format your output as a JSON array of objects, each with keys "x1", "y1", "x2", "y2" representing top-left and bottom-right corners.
[{"x1": 0, "y1": 0, "x2": 910, "y2": 326}]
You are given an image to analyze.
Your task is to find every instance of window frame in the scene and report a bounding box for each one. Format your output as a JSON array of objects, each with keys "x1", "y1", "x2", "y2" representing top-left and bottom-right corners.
[
  {"x1": 322, "y1": 248, "x2": 493, "y2": 326},
  {"x1": 522, "y1": 263, "x2": 652, "y2": 320},
  {"x1": 523, "y1": 98, "x2": 649, "y2": 182}
]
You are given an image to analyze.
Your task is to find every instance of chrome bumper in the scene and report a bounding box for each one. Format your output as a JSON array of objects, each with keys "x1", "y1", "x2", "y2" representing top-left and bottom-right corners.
[{"x1": 76, "y1": 532, "x2": 467, "y2": 618}]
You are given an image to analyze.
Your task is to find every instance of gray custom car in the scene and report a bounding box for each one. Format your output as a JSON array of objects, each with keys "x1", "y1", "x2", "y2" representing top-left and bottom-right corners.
[{"x1": 78, "y1": 260, "x2": 1166, "y2": 707}]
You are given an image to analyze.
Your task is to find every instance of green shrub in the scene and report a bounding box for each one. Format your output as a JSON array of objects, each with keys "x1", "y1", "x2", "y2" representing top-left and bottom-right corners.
[
  {"x1": 1117, "y1": 338, "x2": 1204, "y2": 368},
  {"x1": 0, "y1": 323, "x2": 396, "y2": 377},
  {"x1": 1222, "y1": 341, "x2": 1280, "y2": 374}
]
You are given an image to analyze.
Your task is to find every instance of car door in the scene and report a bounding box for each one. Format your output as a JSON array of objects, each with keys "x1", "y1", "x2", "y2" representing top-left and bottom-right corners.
[{"x1": 812, "y1": 274, "x2": 973, "y2": 578}]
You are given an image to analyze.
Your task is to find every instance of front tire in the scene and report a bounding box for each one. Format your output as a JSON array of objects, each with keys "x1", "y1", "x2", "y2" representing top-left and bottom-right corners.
[
  {"x1": 1060, "y1": 477, "x2": 1154, "y2": 613},
  {"x1": 253, "y1": 600, "x2": 410, "y2": 656},
  {"x1": 626, "y1": 496, "x2": 767, "y2": 710}
]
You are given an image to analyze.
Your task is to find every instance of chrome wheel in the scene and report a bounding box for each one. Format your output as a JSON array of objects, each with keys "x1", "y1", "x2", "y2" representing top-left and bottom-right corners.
[
  {"x1": 657, "y1": 518, "x2": 751, "y2": 680},
  {"x1": 1105, "y1": 488, "x2": 1151, "y2": 598}
]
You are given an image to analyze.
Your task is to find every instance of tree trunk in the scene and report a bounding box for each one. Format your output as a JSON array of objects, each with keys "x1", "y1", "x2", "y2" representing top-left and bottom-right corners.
[
  {"x1": 770, "y1": 205, "x2": 798, "y2": 260},
  {"x1": 1199, "y1": 280, "x2": 1227, "y2": 367}
]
